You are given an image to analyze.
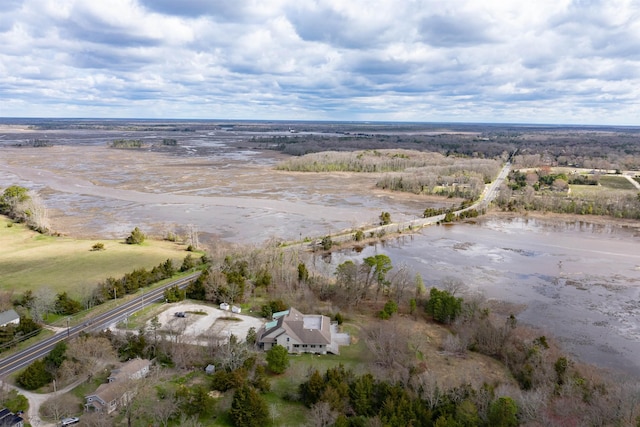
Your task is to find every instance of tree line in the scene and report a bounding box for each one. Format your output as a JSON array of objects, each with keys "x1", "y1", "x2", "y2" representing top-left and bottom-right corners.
[{"x1": 496, "y1": 169, "x2": 640, "y2": 219}]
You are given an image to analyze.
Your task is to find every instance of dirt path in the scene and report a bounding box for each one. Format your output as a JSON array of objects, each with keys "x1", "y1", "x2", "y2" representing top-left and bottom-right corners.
[
  {"x1": 623, "y1": 173, "x2": 640, "y2": 190},
  {"x1": 2, "y1": 378, "x2": 84, "y2": 427}
]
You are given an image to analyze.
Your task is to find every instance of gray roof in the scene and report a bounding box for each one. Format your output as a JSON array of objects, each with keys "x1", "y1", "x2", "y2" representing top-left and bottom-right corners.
[
  {"x1": 259, "y1": 308, "x2": 331, "y2": 346},
  {"x1": 0, "y1": 310, "x2": 19, "y2": 326},
  {"x1": 108, "y1": 358, "x2": 150, "y2": 382}
]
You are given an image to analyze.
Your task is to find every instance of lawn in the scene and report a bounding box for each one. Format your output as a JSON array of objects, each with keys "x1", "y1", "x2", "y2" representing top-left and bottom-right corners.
[
  {"x1": 569, "y1": 184, "x2": 604, "y2": 197},
  {"x1": 0, "y1": 216, "x2": 189, "y2": 297},
  {"x1": 599, "y1": 175, "x2": 636, "y2": 190}
]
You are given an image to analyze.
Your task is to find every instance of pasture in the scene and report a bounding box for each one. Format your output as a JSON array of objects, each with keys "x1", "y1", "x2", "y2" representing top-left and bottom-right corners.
[{"x1": 0, "y1": 217, "x2": 188, "y2": 297}]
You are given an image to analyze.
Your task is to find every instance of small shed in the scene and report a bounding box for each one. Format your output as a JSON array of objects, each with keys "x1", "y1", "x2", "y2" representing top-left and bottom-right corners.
[
  {"x1": 0, "y1": 310, "x2": 20, "y2": 328},
  {"x1": 231, "y1": 305, "x2": 241, "y2": 314},
  {"x1": 205, "y1": 364, "x2": 215, "y2": 375},
  {"x1": 220, "y1": 303, "x2": 230, "y2": 311}
]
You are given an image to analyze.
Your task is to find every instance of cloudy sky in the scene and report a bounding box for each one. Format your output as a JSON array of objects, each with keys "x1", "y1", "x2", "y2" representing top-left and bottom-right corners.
[{"x1": 1, "y1": 0, "x2": 639, "y2": 124}]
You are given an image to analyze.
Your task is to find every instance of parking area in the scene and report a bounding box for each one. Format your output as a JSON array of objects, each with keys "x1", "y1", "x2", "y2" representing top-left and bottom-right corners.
[{"x1": 153, "y1": 302, "x2": 265, "y2": 343}]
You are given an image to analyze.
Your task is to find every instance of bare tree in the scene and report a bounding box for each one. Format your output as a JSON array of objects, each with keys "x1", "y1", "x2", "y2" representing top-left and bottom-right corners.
[
  {"x1": 22, "y1": 192, "x2": 50, "y2": 232},
  {"x1": 0, "y1": 291, "x2": 13, "y2": 312},
  {"x1": 442, "y1": 276, "x2": 466, "y2": 296},
  {"x1": 137, "y1": 384, "x2": 178, "y2": 427},
  {"x1": 78, "y1": 411, "x2": 112, "y2": 427},
  {"x1": 28, "y1": 287, "x2": 56, "y2": 322},
  {"x1": 389, "y1": 263, "x2": 412, "y2": 304},
  {"x1": 178, "y1": 413, "x2": 204, "y2": 427},
  {"x1": 40, "y1": 393, "x2": 81, "y2": 424},
  {"x1": 363, "y1": 320, "x2": 410, "y2": 369},
  {"x1": 187, "y1": 224, "x2": 199, "y2": 249},
  {"x1": 61, "y1": 335, "x2": 117, "y2": 382},
  {"x1": 411, "y1": 372, "x2": 443, "y2": 410},
  {"x1": 308, "y1": 401, "x2": 338, "y2": 427}
]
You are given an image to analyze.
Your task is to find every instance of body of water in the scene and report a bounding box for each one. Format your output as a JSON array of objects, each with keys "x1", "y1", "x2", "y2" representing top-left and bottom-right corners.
[{"x1": 323, "y1": 217, "x2": 640, "y2": 377}]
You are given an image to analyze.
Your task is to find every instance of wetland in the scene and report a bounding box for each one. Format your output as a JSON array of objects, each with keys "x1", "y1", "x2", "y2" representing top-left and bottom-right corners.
[{"x1": 1, "y1": 119, "x2": 639, "y2": 378}]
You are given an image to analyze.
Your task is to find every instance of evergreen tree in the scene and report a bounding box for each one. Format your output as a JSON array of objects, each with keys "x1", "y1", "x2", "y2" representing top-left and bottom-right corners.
[
  {"x1": 425, "y1": 288, "x2": 463, "y2": 324},
  {"x1": 488, "y1": 397, "x2": 519, "y2": 427},
  {"x1": 265, "y1": 344, "x2": 289, "y2": 374},
  {"x1": 16, "y1": 359, "x2": 52, "y2": 390},
  {"x1": 180, "y1": 254, "x2": 196, "y2": 272},
  {"x1": 297, "y1": 263, "x2": 309, "y2": 282},
  {"x1": 229, "y1": 384, "x2": 270, "y2": 427},
  {"x1": 300, "y1": 370, "x2": 325, "y2": 407}
]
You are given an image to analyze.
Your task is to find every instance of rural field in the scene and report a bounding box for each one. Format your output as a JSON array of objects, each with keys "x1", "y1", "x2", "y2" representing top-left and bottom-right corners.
[{"x1": 0, "y1": 216, "x2": 188, "y2": 296}]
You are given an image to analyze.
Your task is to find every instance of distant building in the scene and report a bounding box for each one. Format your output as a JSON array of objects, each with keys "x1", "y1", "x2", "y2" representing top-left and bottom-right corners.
[
  {"x1": 85, "y1": 358, "x2": 151, "y2": 414},
  {"x1": 205, "y1": 364, "x2": 215, "y2": 375},
  {"x1": 258, "y1": 308, "x2": 345, "y2": 355},
  {"x1": 0, "y1": 310, "x2": 20, "y2": 328},
  {"x1": 220, "y1": 303, "x2": 230, "y2": 311},
  {"x1": 231, "y1": 305, "x2": 241, "y2": 314}
]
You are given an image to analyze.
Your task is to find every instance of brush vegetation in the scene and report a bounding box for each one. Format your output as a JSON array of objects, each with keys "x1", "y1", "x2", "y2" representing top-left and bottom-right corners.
[{"x1": 276, "y1": 149, "x2": 502, "y2": 200}]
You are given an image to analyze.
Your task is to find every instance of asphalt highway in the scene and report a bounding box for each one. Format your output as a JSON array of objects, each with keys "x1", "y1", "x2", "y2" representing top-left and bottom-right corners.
[{"x1": 0, "y1": 272, "x2": 200, "y2": 377}]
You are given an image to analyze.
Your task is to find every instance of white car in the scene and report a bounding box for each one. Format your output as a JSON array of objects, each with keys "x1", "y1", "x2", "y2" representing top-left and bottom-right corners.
[{"x1": 61, "y1": 417, "x2": 80, "y2": 426}]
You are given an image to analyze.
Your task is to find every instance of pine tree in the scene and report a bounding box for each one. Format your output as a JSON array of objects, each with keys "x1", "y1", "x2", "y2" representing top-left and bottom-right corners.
[{"x1": 229, "y1": 384, "x2": 270, "y2": 427}]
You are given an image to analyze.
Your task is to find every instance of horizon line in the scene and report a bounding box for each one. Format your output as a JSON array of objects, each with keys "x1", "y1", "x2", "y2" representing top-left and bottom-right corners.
[{"x1": 1, "y1": 117, "x2": 639, "y2": 129}]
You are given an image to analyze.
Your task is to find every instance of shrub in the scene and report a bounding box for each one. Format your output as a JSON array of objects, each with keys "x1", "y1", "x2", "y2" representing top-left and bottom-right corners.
[
  {"x1": 333, "y1": 312, "x2": 344, "y2": 325},
  {"x1": 379, "y1": 211, "x2": 391, "y2": 225},
  {"x1": 90, "y1": 242, "x2": 105, "y2": 251},
  {"x1": 266, "y1": 344, "x2": 289, "y2": 374},
  {"x1": 425, "y1": 287, "x2": 463, "y2": 324},
  {"x1": 163, "y1": 285, "x2": 185, "y2": 303},
  {"x1": 297, "y1": 263, "x2": 309, "y2": 282},
  {"x1": 378, "y1": 300, "x2": 398, "y2": 319},
  {"x1": 125, "y1": 227, "x2": 146, "y2": 244},
  {"x1": 321, "y1": 236, "x2": 333, "y2": 250},
  {"x1": 1, "y1": 390, "x2": 28, "y2": 413}
]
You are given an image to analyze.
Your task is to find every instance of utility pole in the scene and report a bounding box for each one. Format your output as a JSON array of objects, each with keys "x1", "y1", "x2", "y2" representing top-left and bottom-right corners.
[{"x1": 66, "y1": 317, "x2": 70, "y2": 337}]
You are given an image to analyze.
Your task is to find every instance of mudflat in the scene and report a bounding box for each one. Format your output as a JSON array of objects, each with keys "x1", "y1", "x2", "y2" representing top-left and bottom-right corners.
[{"x1": 0, "y1": 135, "x2": 451, "y2": 246}]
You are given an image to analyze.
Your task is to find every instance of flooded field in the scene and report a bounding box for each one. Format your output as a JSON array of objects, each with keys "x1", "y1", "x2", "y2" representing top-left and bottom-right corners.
[
  {"x1": 0, "y1": 129, "x2": 434, "y2": 244},
  {"x1": 325, "y1": 217, "x2": 640, "y2": 376}
]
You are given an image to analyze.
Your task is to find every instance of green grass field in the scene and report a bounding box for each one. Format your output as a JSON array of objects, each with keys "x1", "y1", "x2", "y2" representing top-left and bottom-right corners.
[
  {"x1": 0, "y1": 217, "x2": 188, "y2": 297},
  {"x1": 599, "y1": 175, "x2": 637, "y2": 190}
]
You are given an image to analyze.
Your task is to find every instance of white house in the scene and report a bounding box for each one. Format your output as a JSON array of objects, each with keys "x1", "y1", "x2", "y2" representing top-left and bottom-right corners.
[
  {"x1": 231, "y1": 305, "x2": 241, "y2": 314},
  {"x1": 0, "y1": 309, "x2": 20, "y2": 328},
  {"x1": 220, "y1": 303, "x2": 230, "y2": 311}
]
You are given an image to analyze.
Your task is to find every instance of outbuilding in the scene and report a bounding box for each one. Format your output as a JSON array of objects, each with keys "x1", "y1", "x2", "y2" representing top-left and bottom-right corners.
[{"x1": 0, "y1": 309, "x2": 20, "y2": 328}]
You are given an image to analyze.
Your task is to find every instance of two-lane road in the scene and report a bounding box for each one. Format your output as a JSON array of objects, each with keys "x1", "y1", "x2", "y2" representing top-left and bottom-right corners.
[{"x1": 0, "y1": 272, "x2": 200, "y2": 377}]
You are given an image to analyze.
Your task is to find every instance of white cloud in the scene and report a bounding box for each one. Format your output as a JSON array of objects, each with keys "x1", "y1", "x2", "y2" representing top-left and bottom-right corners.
[{"x1": 0, "y1": 0, "x2": 638, "y2": 124}]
